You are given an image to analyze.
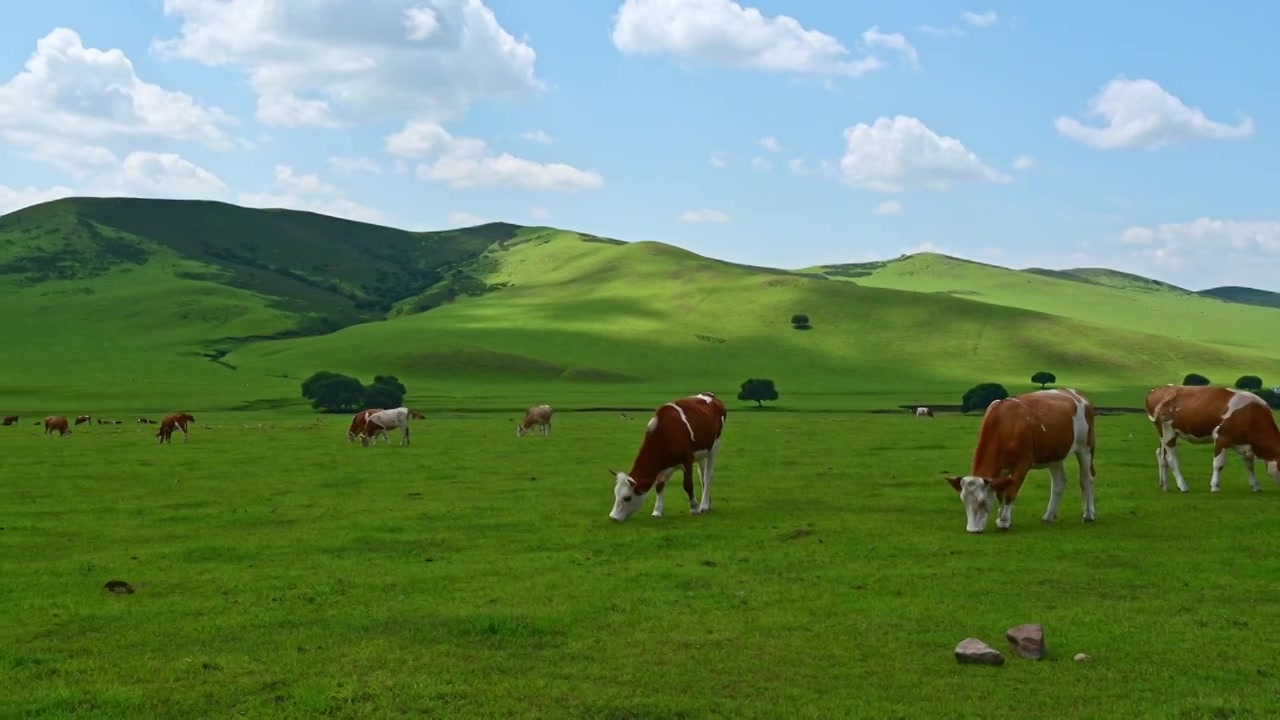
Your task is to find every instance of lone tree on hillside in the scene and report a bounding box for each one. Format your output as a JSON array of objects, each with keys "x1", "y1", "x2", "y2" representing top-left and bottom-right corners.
[
  {"x1": 1031, "y1": 371, "x2": 1056, "y2": 388},
  {"x1": 1183, "y1": 373, "x2": 1211, "y2": 386},
  {"x1": 962, "y1": 382, "x2": 1009, "y2": 413},
  {"x1": 790, "y1": 314, "x2": 812, "y2": 331},
  {"x1": 1235, "y1": 375, "x2": 1264, "y2": 391},
  {"x1": 301, "y1": 371, "x2": 408, "y2": 413},
  {"x1": 738, "y1": 378, "x2": 779, "y2": 407}
]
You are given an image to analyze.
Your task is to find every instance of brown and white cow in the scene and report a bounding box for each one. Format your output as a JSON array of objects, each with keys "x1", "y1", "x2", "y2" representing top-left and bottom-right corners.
[
  {"x1": 347, "y1": 408, "x2": 389, "y2": 444},
  {"x1": 137, "y1": 417, "x2": 156, "y2": 424},
  {"x1": 914, "y1": 407, "x2": 934, "y2": 418},
  {"x1": 44, "y1": 415, "x2": 71, "y2": 437},
  {"x1": 74, "y1": 415, "x2": 91, "y2": 426},
  {"x1": 945, "y1": 388, "x2": 1097, "y2": 533},
  {"x1": 517, "y1": 404, "x2": 554, "y2": 437},
  {"x1": 156, "y1": 412, "x2": 195, "y2": 444},
  {"x1": 2, "y1": 415, "x2": 17, "y2": 426},
  {"x1": 1145, "y1": 384, "x2": 1280, "y2": 493},
  {"x1": 608, "y1": 392, "x2": 727, "y2": 522},
  {"x1": 359, "y1": 407, "x2": 426, "y2": 446}
]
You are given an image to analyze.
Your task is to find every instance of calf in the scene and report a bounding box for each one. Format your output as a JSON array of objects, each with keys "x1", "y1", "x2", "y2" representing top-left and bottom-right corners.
[
  {"x1": 156, "y1": 412, "x2": 195, "y2": 444},
  {"x1": 517, "y1": 404, "x2": 553, "y2": 437},
  {"x1": 360, "y1": 407, "x2": 425, "y2": 446},
  {"x1": 608, "y1": 392, "x2": 727, "y2": 522},
  {"x1": 2, "y1": 415, "x2": 16, "y2": 426},
  {"x1": 1145, "y1": 384, "x2": 1280, "y2": 493},
  {"x1": 914, "y1": 407, "x2": 934, "y2": 418},
  {"x1": 74, "y1": 415, "x2": 91, "y2": 425},
  {"x1": 44, "y1": 415, "x2": 71, "y2": 437},
  {"x1": 945, "y1": 388, "x2": 1097, "y2": 533},
  {"x1": 348, "y1": 408, "x2": 389, "y2": 444}
]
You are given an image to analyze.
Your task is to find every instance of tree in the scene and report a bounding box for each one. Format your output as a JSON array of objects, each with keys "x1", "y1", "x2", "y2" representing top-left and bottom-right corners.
[
  {"x1": 301, "y1": 371, "x2": 410, "y2": 413},
  {"x1": 301, "y1": 371, "x2": 345, "y2": 400},
  {"x1": 962, "y1": 383, "x2": 1009, "y2": 413},
  {"x1": 1183, "y1": 373, "x2": 1211, "y2": 386},
  {"x1": 790, "y1": 313, "x2": 812, "y2": 331},
  {"x1": 1031, "y1": 371, "x2": 1056, "y2": 388},
  {"x1": 1235, "y1": 375, "x2": 1264, "y2": 391},
  {"x1": 363, "y1": 381, "x2": 405, "y2": 409},
  {"x1": 371, "y1": 374, "x2": 407, "y2": 396},
  {"x1": 738, "y1": 378, "x2": 779, "y2": 407},
  {"x1": 1253, "y1": 388, "x2": 1280, "y2": 409}
]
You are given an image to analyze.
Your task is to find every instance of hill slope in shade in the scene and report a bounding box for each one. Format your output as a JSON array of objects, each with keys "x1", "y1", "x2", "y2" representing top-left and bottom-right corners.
[{"x1": 1, "y1": 197, "x2": 1279, "y2": 412}]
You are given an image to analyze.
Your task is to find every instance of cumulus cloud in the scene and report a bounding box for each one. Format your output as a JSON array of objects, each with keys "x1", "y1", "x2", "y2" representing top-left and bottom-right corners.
[
  {"x1": 961, "y1": 10, "x2": 998, "y2": 27},
  {"x1": 0, "y1": 184, "x2": 77, "y2": 216},
  {"x1": 521, "y1": 130, "x2": 554, "y2": 144},
  {"x1": 611, "y1": 0, "x2": 900, "y2": 77},
  {"x1": 1011, "y1": 154, "x2": 1037, "y2": 170},
  {"x1": 871, "y1": 200, "x2": 901, "y2": 215},
  {"x1": 153, "y1": 0, "x2": 540, "y2": 126},
  {"x1": 758, "y1": 136, "x2": 782, "y2": 152},
  {"x1": 862, "y1": 27, "x2": 919, "y2": 69},
  {"x1": 840, "y1": 115, "x2": 1009, "y2": 192},
  {"x1": 239, "y1": 165, "x2": 385, "y2": 224},
  {"x1": 1106, "y1": 218, "x2": 1280, "y2": 289},
  {"x1": 679, "y1": 208, "x2": 729, "y2": 223},
  {"x1": 1055, "y1": 77, "x2": 1254, "y2": 150},
  {"x1": 386, "y1": 119, "x2": 602, "y2": 190}
]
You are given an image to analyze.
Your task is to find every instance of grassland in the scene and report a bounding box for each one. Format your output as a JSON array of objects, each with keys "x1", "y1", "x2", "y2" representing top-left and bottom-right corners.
[{"x1": 4, "y1": 409, "x2": 1280, "y2": 718}]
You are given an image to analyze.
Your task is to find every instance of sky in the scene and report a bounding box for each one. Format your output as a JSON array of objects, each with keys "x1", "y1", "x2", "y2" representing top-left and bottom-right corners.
[{"x1": 1, "y1": 1, "x2": 1278, "y2": 291}]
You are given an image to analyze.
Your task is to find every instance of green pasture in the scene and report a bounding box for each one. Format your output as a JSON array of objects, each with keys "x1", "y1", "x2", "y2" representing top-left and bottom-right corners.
[{"x1": 3, "y1": 409, "x2": 1279, "y2": 718}]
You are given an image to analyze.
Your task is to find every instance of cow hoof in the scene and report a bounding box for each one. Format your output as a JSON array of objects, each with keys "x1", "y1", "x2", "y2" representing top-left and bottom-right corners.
[
  {"x1": 1041, "y1": 518, "x2": 1055, "y2": 524},
  {"x1": 1083, "y1": 517, "x2": 1095, "y2": 523},
  {"x1": 996, "y1": 526, "x2": 1010, "y2": 532}
]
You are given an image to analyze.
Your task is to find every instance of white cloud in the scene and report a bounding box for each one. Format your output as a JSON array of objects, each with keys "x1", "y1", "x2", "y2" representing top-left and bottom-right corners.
[
  {"x1": 154, "y1": 0, "x2": 540, "y2": 127},
  {"x1": 1110, "y1": 218, "x2": 1280, "y2": 288},
  {"x1": 916, "y1": 25, "x2": 965, "y2": 37},
  {"x1": 871, "y1": 200, "x2": 901, "y2": 215},
  {"x1": 788, "y1": 157, "x2": 833, "y2": 176},
  {"x1": 758, "y1": 136, "x2": 783, "y2": 152},
  {"x1": 528, "y1": 207, "x2": 550, "y2": 221},
  {"x1": 680, "y1": 208, "x2": 730, "y2": 223},
  {"x1": 521, "y1": 130, "x2": 554, "y2": 144},
  {"x1": 0, "y1": 184, "x2": 76, "y2": 216},
  {"x1": 709, "y1": 151, "x2": 727, "y2": 168},
  {"x1": 328, "y1": 156, "x2": 382, "y2": 175},
  {"x1": 862, "y1": 27, "x2": 919, "y2": 70},
  {"x1": 751, "y1": 155, "x2": 771, "y2": 171},
  {"x1": 239, "y1": 165, "x2": 385, "y2": 224},
  {"x1": 1011, "y1": 154, "x2": 1037, "y2": 170},
  {"x1": 611, "y1": 0, "x2": 885, "y2": 76},
  {"x1": 0, "y1": 28, "x2": 237, "y2": 155},
  {"x1": 447, "y1": 211, "x2": 491, "y2": 226},
  {"x1": 1055, "y1": 77, "x2": 1254, "y2": 150},
  {"x1": 840, "y1": 115, "x2": 1010, "y2": 192},
  {"x1": 961, "y1": 10, "x2": 998, "y2": 27},
  {"x1": 386, "y1": 119, "x2": 603, "y2": 190}
]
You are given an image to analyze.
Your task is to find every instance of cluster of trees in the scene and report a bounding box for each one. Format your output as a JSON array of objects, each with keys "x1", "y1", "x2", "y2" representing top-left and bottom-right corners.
[
  {"x1": 301, "y1": 371, "x2": 407, "y2": 413},
  {"x1": 961, "y1": 370, "x2": 1280, "y2": 412}
]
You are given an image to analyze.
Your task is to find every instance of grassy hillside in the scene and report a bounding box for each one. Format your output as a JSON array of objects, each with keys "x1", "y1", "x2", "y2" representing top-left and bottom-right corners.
[{"x1": 3, "y1": 198, "x2": 1280, "y2": 413}]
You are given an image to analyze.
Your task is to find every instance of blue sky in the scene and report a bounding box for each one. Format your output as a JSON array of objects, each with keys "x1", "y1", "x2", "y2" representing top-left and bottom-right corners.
[{"x1": 1, "y1": 1, "x2": 1278, "y2": 290}]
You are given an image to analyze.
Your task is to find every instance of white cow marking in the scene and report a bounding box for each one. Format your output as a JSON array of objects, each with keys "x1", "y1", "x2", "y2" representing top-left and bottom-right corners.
[{"x1": 665, "y1": 402, "x2": 696, "y2": 442}]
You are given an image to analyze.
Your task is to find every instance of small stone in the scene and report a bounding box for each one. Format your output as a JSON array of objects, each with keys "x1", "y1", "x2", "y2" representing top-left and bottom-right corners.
[
  {"x1": 1005, "y1": 623, "x2": 1046, "y2": 660},
  {"x1": 1073, "y1": 653, "x2": 1090, "y2": 662},
  {"x1": 955, "y1": 638, "x2": 1005, "y2": 666}
]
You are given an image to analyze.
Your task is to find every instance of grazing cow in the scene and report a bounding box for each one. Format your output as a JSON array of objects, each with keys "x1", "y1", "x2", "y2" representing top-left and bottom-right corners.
[
  {"x1": 44, "y1": 415, "x2": 71, "y2": 437},
  {"x1": 914, "y1": 407, "x2": 934, "y2": 418},
  {"x1": 347, "y1": 408, "x2": 389, "y2": 444},
  {"x1": 156, "y1": 412, "x2": 195, "y2": 444},
  {"x1": 608, "y1": 392, "x2": 727, "y2": 522},
  {"x1": 137, "y1": 417, "x2": 155, "y2": 424},
  {"x1": 360, "y1": 407, "x2": 425, "y2": 446},
  {"x1": 517, "y1": 404, "x2": 554, "y2": 437},
  {"x1": 1145, "y1": 384, "x2": 1280, "y2": 493},
  {"x1": 74, "y1": 415, "x2": 91, "y2": 426},
  {"x1": 945, "y1": 388, "x2": 1097, "y2": 533},
  {"x1": 2, "y1": 415, "x2": 16, "y2": 426}
]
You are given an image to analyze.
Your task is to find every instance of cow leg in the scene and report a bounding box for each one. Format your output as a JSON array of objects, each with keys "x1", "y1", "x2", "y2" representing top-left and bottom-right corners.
[
  {"x1": 679, "y1": 458, "x2": 700, "y2": 515},
  {"x1": 697, "y1": 439, "x2": 720, "y2": 515},
  {"x1": 1160, "y1": 431, "x2": 1190, "y2": 493},
  {"x1": 1238, "y1": 449, "x2": 1262, "y2": 492},
  {"x1": 1076, "y1": 446, "x2": 1097, "y2": 522},
  {"x1": 995, "y1": 469, "x2": 1030, "y2": 531},
  {"x1": 1041, "y1": 461, "x2": 1068, "y2": 523},
  {"x1": 652, "y1": 468, "x2": 676, "y2": 517},
  {"x1": 402, "y1": 424, "x2": 410, "y2": 446}
]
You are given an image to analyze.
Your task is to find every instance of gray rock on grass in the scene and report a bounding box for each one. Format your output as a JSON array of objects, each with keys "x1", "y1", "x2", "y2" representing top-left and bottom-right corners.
[
  {"x1": 1004, "y1": 623, "x2": 1046, "y2": 660},
  {"x1": 954, "y1": 637, "x2": 1005, "y2": 665}
]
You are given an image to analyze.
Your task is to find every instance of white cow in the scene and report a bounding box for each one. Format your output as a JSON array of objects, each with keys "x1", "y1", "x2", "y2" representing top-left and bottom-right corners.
[{"x1": 360, "y1": 407, "x2": 425, "y2": 446}]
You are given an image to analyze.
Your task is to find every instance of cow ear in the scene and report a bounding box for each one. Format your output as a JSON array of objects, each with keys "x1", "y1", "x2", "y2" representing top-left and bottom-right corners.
[
  {"x1": 608, "y1": 468, "x2": 619, "y2": 478},
  {"x1": 945, "y1": 476, "x2": 963, "y2": 492}
]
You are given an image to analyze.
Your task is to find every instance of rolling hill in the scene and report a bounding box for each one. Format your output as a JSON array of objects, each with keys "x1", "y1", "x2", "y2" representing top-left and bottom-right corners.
[{"x1": 2, "y1": 197, "x2": 1279, "y2": 414}]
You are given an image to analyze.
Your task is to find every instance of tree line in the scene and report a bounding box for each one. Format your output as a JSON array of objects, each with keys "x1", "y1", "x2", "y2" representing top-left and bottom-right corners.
[
  {"x1": 301, "y1": 371, "x2": 408, "y2": 413},
  {"x1": 962, "y1": 371, "x2": 1280, "y2": 413}
]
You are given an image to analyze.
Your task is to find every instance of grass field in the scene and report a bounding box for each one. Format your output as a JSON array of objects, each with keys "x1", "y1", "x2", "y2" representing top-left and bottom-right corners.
[{"x1": 4, "y1": 408, "x2": 1280, "y2": 718}]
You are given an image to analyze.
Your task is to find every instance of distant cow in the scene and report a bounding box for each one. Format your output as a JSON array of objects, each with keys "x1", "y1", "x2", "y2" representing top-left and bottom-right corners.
[
  {"x1": 348, "y1": 408, "x2": 389, "y2": 444},
  {"x1": 44, "y1": 415, "x2": 72, "y2": 437},
  {"x1": 914, "y1": 407, "x2": 934, "y2": 418},
  {"x1": 517, "y1": 404, "x2": 554, "y2": 437},
  {"x1": 1145, "y1": 384, "x2": 1280, "y2": 493},
  {"x1": 2, "y1": 415, "x2": 16, "y2": 426},
  {"x1": 945, "y1": 388, "x2": 1097, "y2": 533},
  {"x1": 608, "y1": 392, "x2": 727, "y2": 522},
  {"x1": 156, "y1": 412, "x2": 195, "y2": 444},
  {"x1": 360, "y1": 407, "x2": 425, "y2": 446},
  {"x1": 74, "y1": 415, "x2": 91, "y2": 426},
  {"x1": 137, "y1": 417, "x2": 156, "y2": 424}
]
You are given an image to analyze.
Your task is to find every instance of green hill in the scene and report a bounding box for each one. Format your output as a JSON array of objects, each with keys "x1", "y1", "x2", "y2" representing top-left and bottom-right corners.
[{"x1": 2, "y1": 197, "x2": 1279, "y2": 413}]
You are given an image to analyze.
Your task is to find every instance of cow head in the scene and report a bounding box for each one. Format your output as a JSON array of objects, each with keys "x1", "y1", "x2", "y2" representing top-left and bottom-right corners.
[
  {"x1": 516, "y1": 423, "x2": 527, "y2": 437},
  {"x1": 946, "y1": 475, "x2": 1012, "y2": 533},
  {"x1": 608, "y1": 469, "x2": 647, "y2": 522}
]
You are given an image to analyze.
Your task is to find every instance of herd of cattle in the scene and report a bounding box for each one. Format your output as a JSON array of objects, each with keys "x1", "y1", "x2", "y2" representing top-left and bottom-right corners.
[{"x1": 6, "y1": 383, "x2": 1279, "y2": 531}]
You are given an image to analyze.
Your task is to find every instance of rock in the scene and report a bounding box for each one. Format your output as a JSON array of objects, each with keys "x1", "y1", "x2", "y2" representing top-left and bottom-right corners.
[
  {"x1": 1004, "y1": 623, "x2": 1046, "y2": 660},
  {"x1": 954, "y1": 638, "x2": 1005, "y2": 666},
  {"x1": 103, "y1": 580, "x2": 135, "y2": 595},
  {"x1": 1073, "y1": 653, "x2": 1090, "y2": 662}
]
